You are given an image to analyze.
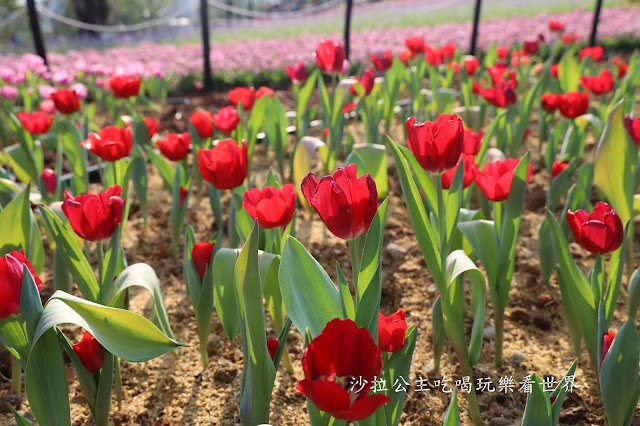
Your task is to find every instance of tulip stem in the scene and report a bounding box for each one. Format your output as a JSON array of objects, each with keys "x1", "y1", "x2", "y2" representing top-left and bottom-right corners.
[
  {"x1": 96, "y1": 241, "x2": 104, "y2": 284},
  {"x1": 494, "y1": 315, "x2": 504, "y2": 368},
  {"x1": 461, "y1": 361, "x2": 483, "y2": 426},
  {"x1": 10, "y1": 356, "x2": 21, "y2": 395},
  {"x1": 435, "y1": 174, "x2": 447, "y2": 252},
  {"x1": 348, "y1": 238, "x2": 361, "y2": 305}
]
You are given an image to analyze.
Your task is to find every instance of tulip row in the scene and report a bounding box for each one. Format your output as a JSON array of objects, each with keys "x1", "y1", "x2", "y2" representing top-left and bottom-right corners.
[{"x1": 1, "y1": 18, "x2": 640, "y2": 426}]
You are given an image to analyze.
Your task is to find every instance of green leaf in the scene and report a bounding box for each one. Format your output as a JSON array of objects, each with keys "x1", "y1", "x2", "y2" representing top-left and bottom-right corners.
[
  {"x1": 25, "y1": 327, "x2": 69, "y2": 426},
  {"x1": 247, "y1": 95, "x2": 270, "y2": 154},
  {"x1": 101, "y1": 263, "x2": 175, "y2": 341},
  {"x1": 559, "y1": 48, "x2": 580, "y2": 92},
  {"x1": 60, "y1": 121, "x2": 88, "y2": 194},
  {"x1": 131, "y1": 146, "x2": 148, "y2": 225},
  {"x1": 100, "y1": 224, "x2": 122, "y2": 288},
  {"x1": 458, "y1": 220, "x2": 498, "y2": 285},
  {"x1": 386, "y1": 136, "x2": 442, "y2": 286},
  {"x1": 444, "y1": 250, "x2": 487, "y2": 365},
  {"x1": 627, "y1": 267, "x2": 640, "y2": 318},
  {"x1": 94, "y1": 351, "x2": 114, "y2": 425},
  {"x1": 236, "y1": 221, "x2": 275, "y2": 425},
  {"x1": 352, "y1": 144, "x2": 388, "y2": 198},
  {"x1": 384, "y1": 326, "x2": 418, "y2": 426},
  {"x1": 337, "y1": 262, "x2": 355, "y2": 320},
  {"x1": 594, "y1": 100, "x2": 637, "y2": 224},
  {"x1": 600, "y1": 319, "x2": 639, "y2": 426},
  {"x1": 8, "y1": 405, "x2": 33, "y2": 426},
  {"x1": 538, "y1": 219, "x2": 556, "y2": 286},
  {"x1": 442, "y1": 390, "x2": 460, "y2": 426},
  {"x1": 0, "y1": 182, "x2": 31, "y2": 257},
  {"x1": 279, "y1": 236, "x2": 343, "y2": 337},
  {"x1": 358, "y1": 198, "x2": 388, "y2": 302},
  {"x1": 20, "y1": 265, "x2": 43, "y2": 347},
  {"x1": 550, "y1": 360, "x2": 578, "y2": 424},
  {"x1": 38, "y1": 205, "x2": 100, "y2": 302},
  {"x1": 31, "y1": 291, "x2": 183, "y2": 361},
  {"x1": 146, "y1": 147, "x2": 175, "y2": 190},
  {"x1": 213, "y1": 248, "x2": 242, "y2": 340},
  {"x1": 521, "y1": 374, "x2": 551, "y2": 426},
  {"x1": 398, "y1": 145, "x2": 437, "y2": 214}
]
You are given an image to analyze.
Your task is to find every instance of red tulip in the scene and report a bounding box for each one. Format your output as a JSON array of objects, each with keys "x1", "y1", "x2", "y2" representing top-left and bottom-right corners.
[
  {"x1": 378, "y1": 309, "x2": 407, "y2": 353},
  {"x1": 549, "y1": 20, "x2": 565, "y2": 32},
  {"x1": 496, "y1": 46, "x2": 509, "y2": 59},
  {"x1": 256, "y1": 86, "x2": 274, "y2": 99},
  {"x1": 243, "y1": 184, "x2": 297, "y2": 229},
  {"x1": 179, "y1": 186, "x2": 188, "y2": 208},
  {"x1": 439, "y1": 43, "x2": 456, "y2": 60},
  {"x1": 441, "y1": 154, "x2": 478, "y2": 190},
  {"x1": 301, "y1": 163, "x2": 378, "y2": 240},
  {"x1": 191, "y1": 242, "x2": 215, "y2": 279},
  {"x1": 62, "y1": 185, "x2": 125, "y2": 241},
  {"x1": 50, "y1": 89, "x2": 80, "y2": 114},
  {"x1": 404, "y1": 35, "x2": 426, "y2": 55},
  {"x1": 550, "y1": 64, "x2": 560, "y2": 78},
  {"x1": 474, "y1": 80, "x2": 516, "y2": 108},
  {"x1": 425, "y1": 49, "x2": 443, "y2": 67},
  {"x1": 580, "y1": 69, "x2": 614, "y2": 96},
  {"x1": 17, "y1": 111, "x2": 53, "y2": 135},
  {"x1": 579, "y1": 46, "x2": 603, "y2": 62},
  {"x1": 601, "y1": 331, "x2": 616, "y2": 366},
  {"x1": 228, "y1": 87, "x2": 256, "y2": 111},
  {"x1": 197, "y1": 139, "x2": 248, "y2": 190},
  {"x1": 558, "y1": 91, "x2": 589, "y2": 119},
  {"x1": 406, "y1": 114, "x2": 464, "y2": 174},
  {"x1": 523, "y1": 40, "x2": 540, "y2": 56},
  {"x1": 551, "y1": 161, "x2": 569, "y2": 179},
  {"x1": 41, "y1": 168, "x2": 57, "y2": 194},
  {"x1": 463, "y1": 56, "x2": 480, "y2": 76},
  {"x1": 541, "y1": 93, "x2": 561, "y2": 113},
  {"x1": 562, "y1": 33, "x2": 578, "y2": 45},
  {"x1": 350, "y1": 68, "x2": 375, "y2": 97},
  {"x1": 157, "y1": 132, "x2": 191, "y2": 161},
  {"x1": 212, "y1": 106, "x2": 240, "y2": 136},
  {"x1": 315, "y1": 40, "x2": 347, "y2": 75},
  {"x1": 72, "y1": 331, "x2": 104, "y2": 375},
  {"x1": 462, "y1": 128, "x2": 482, "y2": 155},
  {"x1": 144, "y1": 117, "x2": 160, "y2": 139},
  {"x1": 81, "y1": 126, "x2": 132, "y2": 162},
  {"x1": 475, "y1": 158, "x2": 532, "y2": 202},
  {"x1": 322, "y1": 127, "x2": 329, "y2": 139},
  {"x1": 567, "y1": 202, "x2": 623, "y2": 255},
  {"x1": 0, "y1": 250, "x2": 43, "y2": 320},
  {"x1": 286, "y1": 61, "x2": 309, "y2": 84},
  {"x1": 624, "y1": 114, "x2": 640, "y2": 149},
  {"x1": 370, "y1": 51, "x2": 393, "y2": 72},
  {"x1": 108, "y1": 75, "x2": 141, "y2": 99},
  {"x1": 267, "y1": 338, "x2": 278, "y2": 361},
  {"x1": 296, "y1": 318, "x2": 390, "y2": 421},
  {"x1": 398, "y1": 50, "x2": 412, "y2": 66},
  {"x1": 617, "y1": 63, "x2": 629, "y2": 79},
  {"x1": 189, "y1": 111, "x2": 214, "y2": 139}
]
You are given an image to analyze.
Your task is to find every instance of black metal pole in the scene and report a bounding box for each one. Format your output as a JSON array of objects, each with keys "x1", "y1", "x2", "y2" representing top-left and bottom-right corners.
[
  {"x1": 589, "y1": 0, "x2": 603, "y2": 47},
  {"x1": 26, "y1": 0, "x2": 47, "y2": 66},
  {"x1": 469, "y1": 0, "x2": 482, "y2": 56},
  {"x1": 200, "y1": 0, "x2": 213, "y2": 90},
  {"x1": 344, "y1": 0, "x2": 353, "y2": 59}
]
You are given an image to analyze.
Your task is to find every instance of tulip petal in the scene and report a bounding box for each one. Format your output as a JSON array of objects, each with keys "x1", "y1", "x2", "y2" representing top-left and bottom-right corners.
[{"x1": 331, "y1": 394, "x2": 391, "y2": 421}]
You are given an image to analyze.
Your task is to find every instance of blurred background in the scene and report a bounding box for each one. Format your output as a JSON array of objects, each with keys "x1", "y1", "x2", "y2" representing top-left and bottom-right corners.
[{"x1": 0, "y1": 0, "x2": 636, "y2": 52}]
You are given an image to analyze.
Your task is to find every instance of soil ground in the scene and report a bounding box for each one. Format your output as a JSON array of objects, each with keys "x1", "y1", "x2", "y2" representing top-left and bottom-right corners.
[{"x1": 0, "y1": 86, "x2": 639, "y2": 425}]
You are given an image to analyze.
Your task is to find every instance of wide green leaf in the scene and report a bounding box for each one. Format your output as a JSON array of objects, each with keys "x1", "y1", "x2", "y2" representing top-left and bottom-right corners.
[
  {"x1": 279, "y1": 236, "x2": 343, "y2": 337},
  {"x1": 594, "y1": 100, "x2": 636, "y2": 224},
  {"x1": 0, "y1": 182, "x2": 31, "y2": 257}
]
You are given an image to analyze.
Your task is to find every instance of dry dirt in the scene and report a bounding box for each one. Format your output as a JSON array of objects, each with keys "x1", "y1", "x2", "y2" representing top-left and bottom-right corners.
[{"x1": 0, "y1": 87, "x2": 639, "y2": 426}]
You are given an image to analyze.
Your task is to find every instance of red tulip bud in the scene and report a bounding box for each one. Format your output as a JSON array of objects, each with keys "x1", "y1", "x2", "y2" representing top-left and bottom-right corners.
[
  {"x1": 41, "y1": 168, "x2": 57, "y2": 194},
  {"x1": 191, "y1": 242, "x2": 215, "y2": 279},
  {"x1": 601, "y1": 331, "x2": 616, "y2": 366},
  {"x1": 378, "y1": 309, "x2": 407, "y2": 353},
  {"x1": 0, "y1": 250, "x2": 43, "y2": 319},
  {"x1": 267, "y1": 338, "x2": 278, "y2": 361},
  {"x1": 72, "y1": 331, "x2": 105, "y2": 375}
]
